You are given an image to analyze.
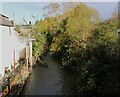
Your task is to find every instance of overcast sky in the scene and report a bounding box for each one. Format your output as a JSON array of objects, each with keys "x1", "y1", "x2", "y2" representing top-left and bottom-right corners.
[{"x1": 1, "y1": 2, "x2": 118, "y2": 24}]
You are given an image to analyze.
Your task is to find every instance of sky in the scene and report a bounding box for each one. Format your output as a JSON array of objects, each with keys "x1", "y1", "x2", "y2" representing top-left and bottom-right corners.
[{"x1": 1, "y1": 2, "x2": 118, "y2": 24}]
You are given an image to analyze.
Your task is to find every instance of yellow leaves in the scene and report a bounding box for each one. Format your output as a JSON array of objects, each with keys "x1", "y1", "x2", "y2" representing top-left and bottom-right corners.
[
  {"x1": 50, "y1": 36, "x2": 61, "y2": 52},
  {"x1": 40, "y1": 19, "x2": 50, "y2": 31},
  {"x1": 63, "y1": 3, "x2": 100, "y2": 43}
]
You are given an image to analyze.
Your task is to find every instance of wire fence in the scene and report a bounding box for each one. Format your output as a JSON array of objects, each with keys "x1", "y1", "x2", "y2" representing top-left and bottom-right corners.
[{"x1": 0, "y1": 59, "x2": 26, "y2": 92}]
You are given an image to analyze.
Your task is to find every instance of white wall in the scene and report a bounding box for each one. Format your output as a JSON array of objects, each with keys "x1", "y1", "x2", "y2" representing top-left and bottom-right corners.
[
  {"x1": 2, "y1": 26, "x2": 14, "y2": 76},
  {"x1": 0, "y1": 25, "x2": 3, "y2": 77},
  {"x1": 1, "y1": 25, "x2": 28, "y2": 77}
]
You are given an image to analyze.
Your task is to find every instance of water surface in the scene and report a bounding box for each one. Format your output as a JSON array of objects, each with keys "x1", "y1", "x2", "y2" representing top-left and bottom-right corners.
[{"x1": 20, "y1": 53, "x2": 76, "y2": 95}]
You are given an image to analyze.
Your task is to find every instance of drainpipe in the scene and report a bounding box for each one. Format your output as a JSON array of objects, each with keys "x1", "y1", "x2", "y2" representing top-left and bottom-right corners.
[
  {"x1": 29, "y1": 39, "x2": 33, "y2": 71},
  {"x1": 13, "y1": 50, "x2": 16, "y2": 74},
  {"x1": 29, "y1": 35, "x2": 35, "y2": 71},
  {"x1": 25, "y1": 47, "x2": 29, "y2": 71}
]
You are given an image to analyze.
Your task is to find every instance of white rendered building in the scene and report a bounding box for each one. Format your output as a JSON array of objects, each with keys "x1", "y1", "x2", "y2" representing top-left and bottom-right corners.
[{"x1": 0, "y1": 14, "x2": 30, "y2": 80}]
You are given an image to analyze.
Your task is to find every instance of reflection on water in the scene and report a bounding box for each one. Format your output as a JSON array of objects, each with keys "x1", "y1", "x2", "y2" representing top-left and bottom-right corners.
[{"x1": 20, "y1": 53, "x2": 76, "y2": 95}]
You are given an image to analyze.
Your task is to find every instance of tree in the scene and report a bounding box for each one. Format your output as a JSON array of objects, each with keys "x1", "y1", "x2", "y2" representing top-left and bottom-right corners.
[
  {"x1": 77, "y1": 15, "x2": 119, "y2": 96},
  {"x1": 50, "y1": 3, "x2": 100, "y2": 66},
  {"x1": 43, "y1": 3, "x2": 61, "y2": 18},
  {"x1": 32, "y1": 2, "x2": 120, "y2": 96}
]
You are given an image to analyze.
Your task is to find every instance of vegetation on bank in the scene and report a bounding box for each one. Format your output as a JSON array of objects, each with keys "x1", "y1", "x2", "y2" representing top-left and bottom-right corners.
[{"x1": 23, "y1": 3, "x2": 119, "y2": 96}]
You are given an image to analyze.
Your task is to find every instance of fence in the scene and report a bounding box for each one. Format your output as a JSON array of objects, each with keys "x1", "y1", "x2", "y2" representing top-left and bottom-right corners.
[{"x1": 0, "y1": 59, "x2": 26, "y2": 92}]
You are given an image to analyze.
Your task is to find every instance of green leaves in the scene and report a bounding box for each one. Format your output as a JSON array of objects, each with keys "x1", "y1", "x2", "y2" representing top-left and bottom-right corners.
[
  {"x1": 32, "y1": 2, "x2": 119, "y2": 96},
  {"x1": 50, "y1": 3, "x2": 100, "y2": 67}
]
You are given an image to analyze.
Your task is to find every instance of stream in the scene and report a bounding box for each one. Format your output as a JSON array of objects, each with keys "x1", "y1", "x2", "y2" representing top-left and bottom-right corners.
[{"x1": 20, "y1": 52, "x2": 76, "y2": 95}]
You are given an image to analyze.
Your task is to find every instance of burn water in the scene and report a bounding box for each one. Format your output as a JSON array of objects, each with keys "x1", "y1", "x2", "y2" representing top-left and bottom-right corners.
[{"x1": 20, "y1": 52, "x2": 76, "y2": 95}]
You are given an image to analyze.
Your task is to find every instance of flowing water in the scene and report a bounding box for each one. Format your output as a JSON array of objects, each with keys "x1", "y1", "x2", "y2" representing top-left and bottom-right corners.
[{"x1": 20, "y1": 52, "x2": 76, "y2": 95}]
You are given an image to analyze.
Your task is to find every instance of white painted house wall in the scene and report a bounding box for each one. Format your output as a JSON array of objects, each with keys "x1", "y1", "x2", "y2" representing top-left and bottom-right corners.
[
  {"x1": 0, "y1": 26, "x2": 3, "y2": 78},
  {"x1": 0, "y1": 25, "x2": 28, "y2": 77}
]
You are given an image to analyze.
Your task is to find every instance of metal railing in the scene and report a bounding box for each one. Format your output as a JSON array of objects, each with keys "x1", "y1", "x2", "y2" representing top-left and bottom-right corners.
[{"x1": 0, "y1": 59, "x2": 26, "y2": 92}]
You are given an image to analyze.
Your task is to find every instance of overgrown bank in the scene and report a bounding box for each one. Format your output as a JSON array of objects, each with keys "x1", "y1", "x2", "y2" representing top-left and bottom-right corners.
[{"x1": 31, "y1": 3, "x2": 120, "y2": 96}]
